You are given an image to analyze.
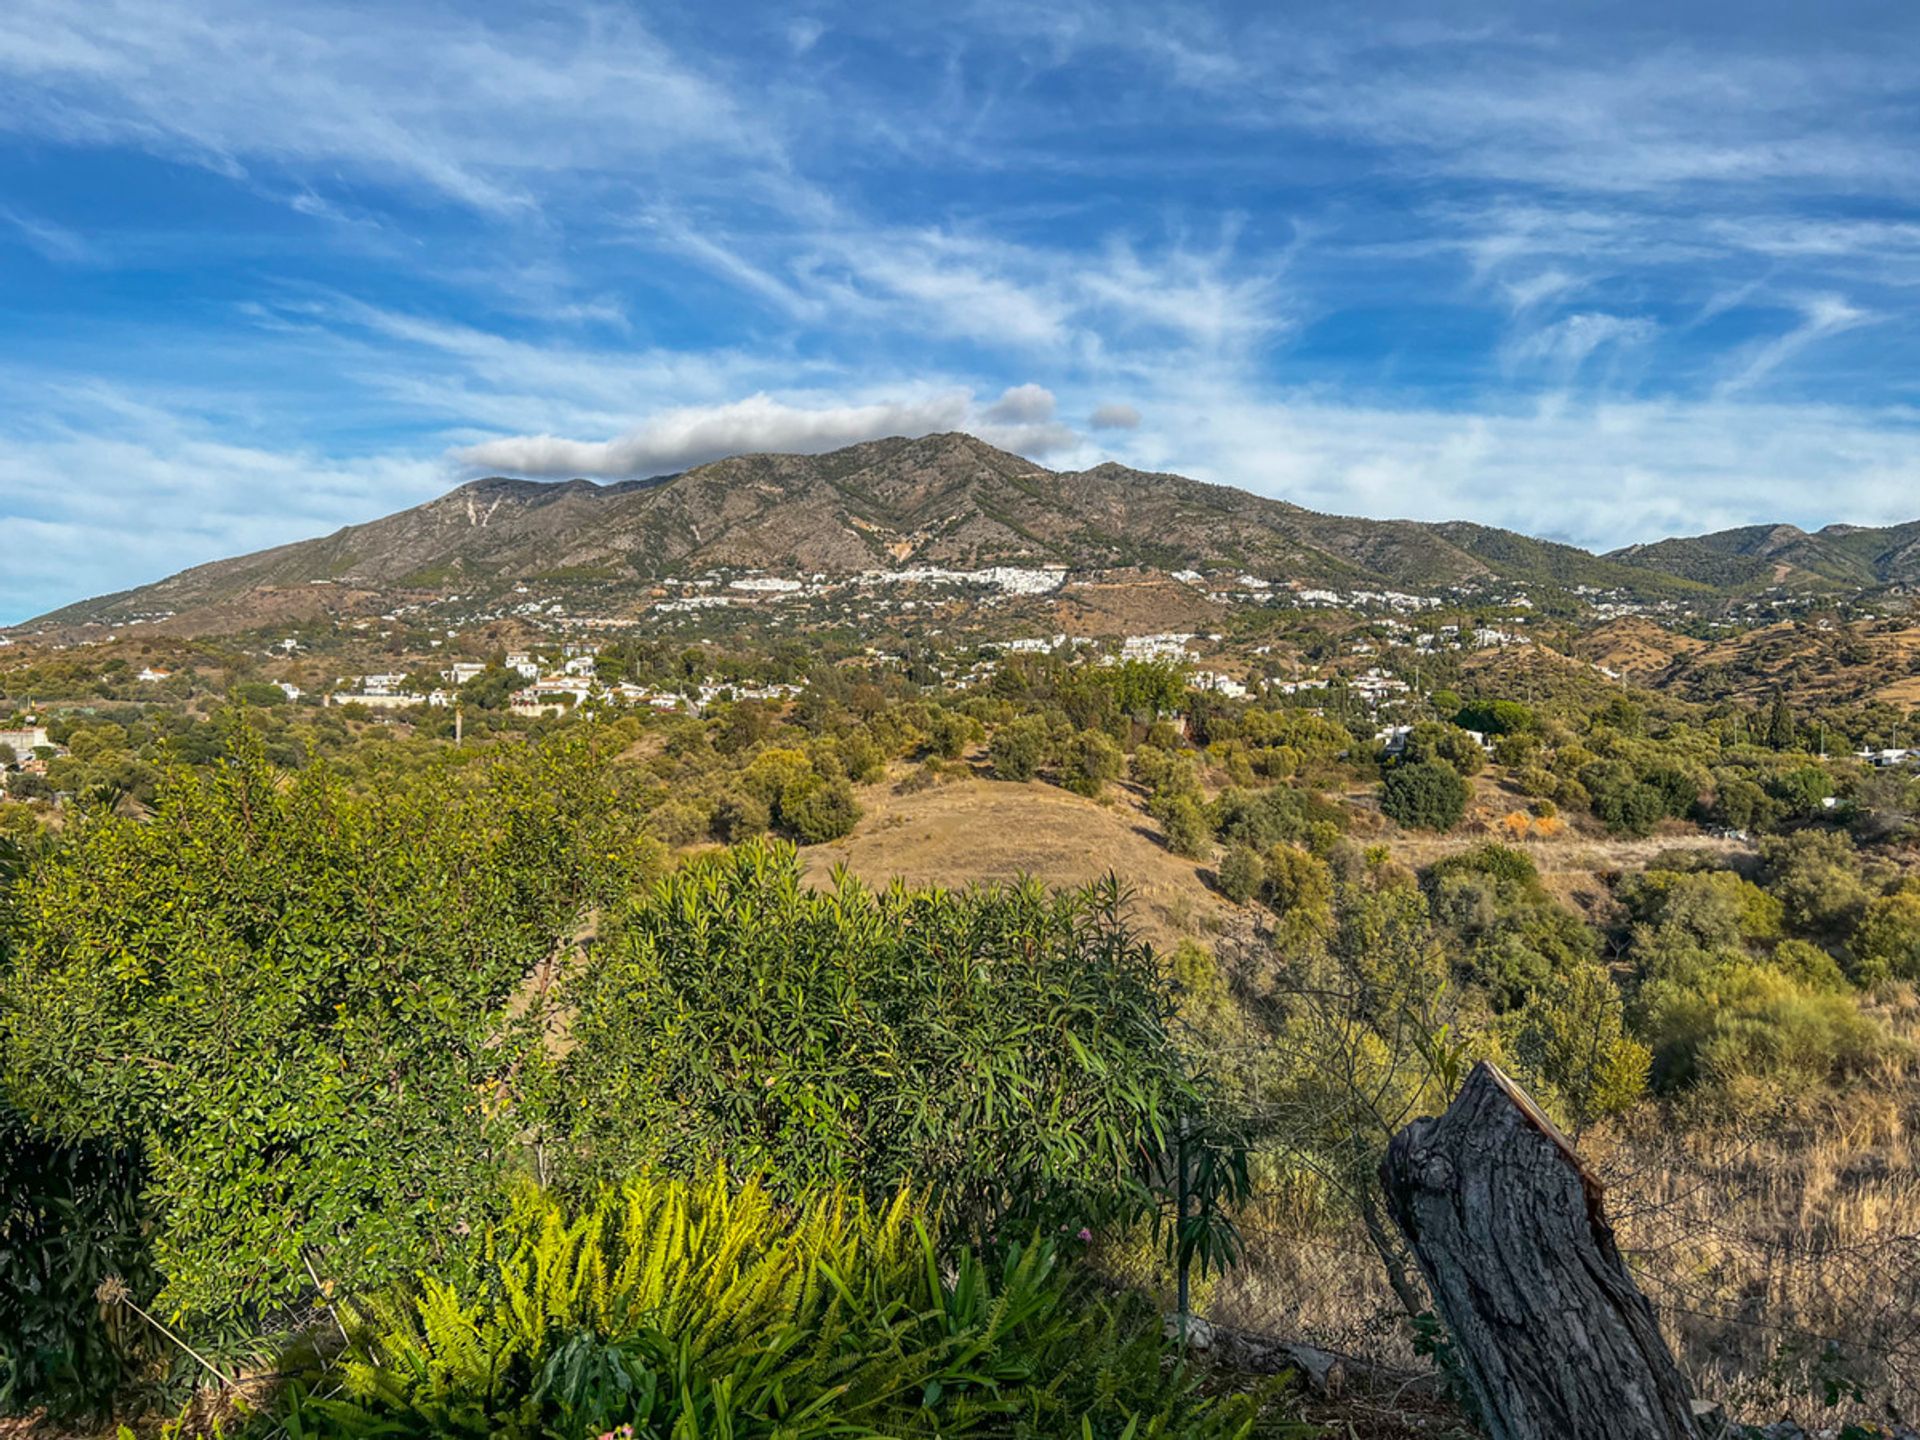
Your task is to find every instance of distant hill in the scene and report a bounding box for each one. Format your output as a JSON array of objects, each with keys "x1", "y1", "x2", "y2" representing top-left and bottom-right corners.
[
  {"x1": 18, "y1": 432, "x2": 1757, "y2": 631},
  {"x1": 1607, "y1": 520, "x2": 1920, "y2": 592}
]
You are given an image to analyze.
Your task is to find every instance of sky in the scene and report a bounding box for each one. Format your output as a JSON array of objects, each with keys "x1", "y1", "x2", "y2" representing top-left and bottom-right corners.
[{"x1": 3, "y1": 0, "x2": 1920, "y2": 622}]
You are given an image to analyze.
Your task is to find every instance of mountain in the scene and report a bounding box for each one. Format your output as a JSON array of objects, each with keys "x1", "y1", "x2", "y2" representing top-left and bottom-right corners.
[
  {"x1": 1607, "y1": 520, "x2": 1920, "y2": 591},
  {"x1": 20, "y1": 432, "x2": 1722, "y2": 632}
]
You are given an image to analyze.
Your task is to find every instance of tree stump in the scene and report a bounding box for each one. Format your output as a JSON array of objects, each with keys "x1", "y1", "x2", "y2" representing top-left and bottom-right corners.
[{"x1": 1381, "y1": 1061, "x2": 1702, "y2": 1440}]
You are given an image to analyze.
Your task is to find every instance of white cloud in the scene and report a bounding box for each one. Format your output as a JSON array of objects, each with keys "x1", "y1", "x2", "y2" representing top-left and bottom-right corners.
[
  {"x1": 0, "y1": 382, "x2": 443, "y2": 621},
  {"x1": 1718, "y1": 293, "x2": 1876, "y2": 396},
  {"x1": 982, "y1": 383, "x2": 1057, "y2": 424},
  {"x1": 1112, "y1": 380, "x2": 1920, "y2": 552},
  {"x1": 453, "y1": 393, "x2": 976, "y2": 477},
  {"x1": 1504, "y1": 312, "x2": 1658, "y2": 374},
  {"x1": 0, "y1": 0, "x2": 767, "y2": 215},
  {"x1": 1090, "y1": 402, "x2": 1141, "y2": 429},
  {"x1": 0, "y1": 205, "x2": 97, "y2": 264}
]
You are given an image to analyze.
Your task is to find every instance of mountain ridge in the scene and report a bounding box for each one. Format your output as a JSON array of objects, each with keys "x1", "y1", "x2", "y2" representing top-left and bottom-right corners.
[{"x1": 15, "y1": 432, "x2": 1915, "y2": 632}]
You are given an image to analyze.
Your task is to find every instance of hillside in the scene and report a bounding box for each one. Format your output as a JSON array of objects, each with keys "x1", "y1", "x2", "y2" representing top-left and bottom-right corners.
[
  {"x1": 18, "y1": 432, "x2": 1712, "y2": 633},
  {"x1": 1608, "y1": 518, "x2": 1920, "y2": 591}
]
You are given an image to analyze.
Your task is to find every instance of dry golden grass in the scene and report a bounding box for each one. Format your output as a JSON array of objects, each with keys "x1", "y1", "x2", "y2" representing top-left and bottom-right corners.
[
  {"x1": 798, "y1": 765, "x2": 1250, "y2": 951},
  {"x1": 1203, "y1": 1005, "x2": 1920, "y2": 1427}
]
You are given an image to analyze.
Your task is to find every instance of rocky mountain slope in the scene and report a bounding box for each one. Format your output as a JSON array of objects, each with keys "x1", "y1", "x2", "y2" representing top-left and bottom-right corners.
[{"x1": 18, "y1": 432, "x2": 1749, "y2": 630}]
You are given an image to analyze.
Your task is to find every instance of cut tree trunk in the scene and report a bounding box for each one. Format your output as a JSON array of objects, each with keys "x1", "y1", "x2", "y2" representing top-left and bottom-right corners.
[{"x1": 1381, "y1": 1060, "x2": 1702, "y2": 1440}]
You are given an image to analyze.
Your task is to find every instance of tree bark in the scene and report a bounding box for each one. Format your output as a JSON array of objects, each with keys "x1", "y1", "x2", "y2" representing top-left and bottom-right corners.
[{"x1": 1381, "y1": 1060, "x2": 1702, "y2": 1440}]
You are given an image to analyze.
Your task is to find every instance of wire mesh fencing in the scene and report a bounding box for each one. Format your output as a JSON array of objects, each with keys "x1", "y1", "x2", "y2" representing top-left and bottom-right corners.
[{"x1": 1171, "y1": 1098, "x2": 1920, "y2": 1428}]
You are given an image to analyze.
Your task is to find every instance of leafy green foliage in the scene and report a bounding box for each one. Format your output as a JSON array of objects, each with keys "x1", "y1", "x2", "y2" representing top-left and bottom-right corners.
[
  {"x1": 1216, "y1": 845, "x2": 1263, "y2": 905},
  {"x1": 1380, "y1": 761, "x2": 1468, "y2": 831},
  {"x1": 545, "y1": 842, "x2": 1211, "y2": 1245},
  {"x1": 988, "y1": 716, "x2": 1051, "y2": 782},
  {"x1": 0, "y1": 1106, "x2": 158, "y2": 1421},
  {"x1": 1454, "y1": 698, "x2": 1535, "y2": 735},
  {"x1": 1, "y1": 726, "x2": 652, "y2": 1318},
  {"x1": 1058, "y1": 730, "x2": 1123, "y2": 798},
  {"x1": 280, "y1": 1169, "x2": 1267, "y2": 1440}
]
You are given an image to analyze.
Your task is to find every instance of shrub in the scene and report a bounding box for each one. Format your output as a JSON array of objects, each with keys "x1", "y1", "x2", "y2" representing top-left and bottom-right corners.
[
  {"x1": 0, "y1": 727, "x2": 647, "y2": 1318},
  {"x1": 1155, "y1": 794, "x2": 1212, "y2": 859},
  {"x1": 644, "y1": 797, "x2": 709, "y2": 846},
  {"x1": 1762, "y1": 830, "x2": 1870, "y2": 936},
  {"x1": 1506, "y1": 965, "x2": 1649, "y2": 1134},
  {"x1": 1636, "y1": 957, "x2": 1891, "y2": 1091},
  {"x1": 709, "y1": 790, "x2": 770, "y2": 843},
  {"x1": 1592, "y1": 781, "x2": 1667, "y2": 837},
  {"x1": 1059, "y1": 729, "x2": 1123, "y2": 798},
  {"x1": 547, "y1": 843, "x2": 1208, "y2": 1241},
  {"x1": 989, "y1": 716, "x2": 1050, "y2": 782},
  {"x1": 1851, "y1": 881, "x2": 1920, "y2": 983},
  {"x1": 1263, "y1": 844, "x2": 1333, "y2": 933},
  {"x1": 0, "y1": 1106, "x2": 159, "y2": 1422},
  {"x1": 926, "y1": 709, "x2": 973, "y2": 760},
  {"x1": 777, "y1": 774, "x2": 860, "y2": 844},
  {"x1": 1216, "y1": 843, "x2": 1264, "y2": 904},
  {"x1": 1380, "y1": 761, "x2": 1468, "y2": 831}
]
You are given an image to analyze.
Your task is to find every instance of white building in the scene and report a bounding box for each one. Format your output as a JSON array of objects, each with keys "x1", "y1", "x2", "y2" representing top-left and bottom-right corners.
[{"x1": 0, "y1": 726, "x2": 51, "y2": 759}]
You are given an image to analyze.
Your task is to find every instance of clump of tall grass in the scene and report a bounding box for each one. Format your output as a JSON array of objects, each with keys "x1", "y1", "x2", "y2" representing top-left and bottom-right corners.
[{"x1": 276, "y1": 1167, "x2": 1274, "y2": 1440}]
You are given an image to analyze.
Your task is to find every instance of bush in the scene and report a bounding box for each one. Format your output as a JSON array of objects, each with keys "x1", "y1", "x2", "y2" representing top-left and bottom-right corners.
[
  {"x1": 1155, "y1": 794, "x2": 1212, "y2": 859},
  {"x1": 1216, "y1": 844, "x2": 1263, "y2": 904},
  {"x1": 0, "y1": 1106, "x2": 159, "y2": 1422},
  {"x1": 1263, "y1": 844, "x2": 1333, "y2": 933},
  {"x1": 288, "y1": 1170, "x2": 1257, "y2": 1440},
  {"x1": 1762, "y1": 830, "x2": 1870, "y2": 936},
  {"x1": 1592, "y1": 781, "x2": 1667, "y2": 837},
  {"x1": 710, "y1": 790, "x2": 770, "y2": 843},
  {"x1": 989, "y1": 716, "x2": 1050, "y2": 782},
  {"x1": 1059, "y1": 729, "x2": 1123, "y2": 798},
  {"x1": 926, "y1": 709, "x2": 973, "y2": 760},
  {"x1": 1380, "y1": 761, "x2": 1468, "y2": 831},
  {"x1": 1506, "y1": 965, "x2": 1649, "y2": 1133},
  {"x1": 778, "y1": 774, "x2": 860, "y2": 844},
  {"x1": 548, "y1": 842, "x2": 1207, "y2": 1240},
  {"x1": 1636, "y1": 957, "x2": 1891, "y2": 1091},
  {"x1": 0, "y1": 727, "x2": 647, "y2": 1318},
  {"x1": 1851, "y1": 881, "x2": 1920, "y2": 983}
]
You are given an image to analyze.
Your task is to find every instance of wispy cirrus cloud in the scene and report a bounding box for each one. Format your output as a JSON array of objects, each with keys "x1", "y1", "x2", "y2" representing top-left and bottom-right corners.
[{"x1": 1718, "y1": 294, "x2": 1877, "y2": 396}]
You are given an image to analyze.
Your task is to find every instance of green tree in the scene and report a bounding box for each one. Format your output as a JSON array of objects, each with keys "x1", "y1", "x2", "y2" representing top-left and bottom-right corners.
[
  {"x1": 1155, "y1": 794, "x2": 1211, "y2": 860},
  {"x1": 989, "y1": 716, "x2": 1051, "y2": 782},
  {"x1": 1380, "y1": 761, "x2": 1468, "y2": 831},
  {"x1": 0, "y1": 727, "x2": 645, "y2": 1318},
  {"x1": 778, "y1": 774, "x2": 860, "y2": 844},
  {"x1": 1766, "y1": 694, "x2": 1797, "y2": 751},
  {"x1": 1852, "y1": 881, "x2": 1920, "y2": 983},
  {"x1": 1059, "y1": 730, "x2": 1123, "y2": 798}
]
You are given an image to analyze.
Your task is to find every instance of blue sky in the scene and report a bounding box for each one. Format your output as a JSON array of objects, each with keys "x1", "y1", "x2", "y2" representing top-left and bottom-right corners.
[{"x1": 3, "y1": 0, "x2": 1920, "y2": 622}]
